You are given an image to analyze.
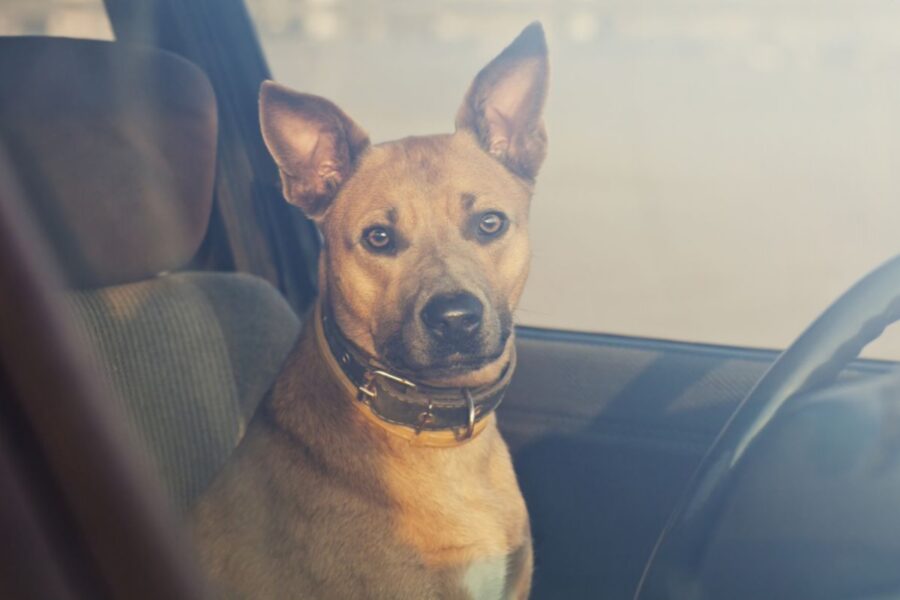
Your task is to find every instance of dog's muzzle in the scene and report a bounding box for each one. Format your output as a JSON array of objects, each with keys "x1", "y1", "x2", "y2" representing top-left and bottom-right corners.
[{"x1": 317, "y1": 302, "x2": 515, "y2": 447}]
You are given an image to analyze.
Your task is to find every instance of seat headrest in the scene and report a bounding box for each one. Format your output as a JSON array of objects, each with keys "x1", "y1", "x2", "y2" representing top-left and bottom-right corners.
[{"x1": 0, "y1": 37, "x2": 217, "y2": 289}]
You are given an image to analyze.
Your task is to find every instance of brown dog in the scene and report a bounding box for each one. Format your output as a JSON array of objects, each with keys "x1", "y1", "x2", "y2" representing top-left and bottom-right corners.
[{"x1": 192, "y1": 22, "x2": 548, "y2": 599}]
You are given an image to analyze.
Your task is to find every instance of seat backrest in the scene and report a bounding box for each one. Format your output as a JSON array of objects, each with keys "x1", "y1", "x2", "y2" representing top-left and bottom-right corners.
[{"x1": 0, "y1": 37, "x2": 301, "y2": 511}]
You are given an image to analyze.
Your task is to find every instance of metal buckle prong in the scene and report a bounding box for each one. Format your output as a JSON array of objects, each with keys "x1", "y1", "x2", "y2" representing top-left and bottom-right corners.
[
  {"x1": 357, "y1": 382, "x2": 377, "y2": 400},
  {"x1": 371, "y1": 369, "x2": 417, "y2": 390},
  {"x1": 358, "y1": 369, "x2": 417, "y2": 402}
]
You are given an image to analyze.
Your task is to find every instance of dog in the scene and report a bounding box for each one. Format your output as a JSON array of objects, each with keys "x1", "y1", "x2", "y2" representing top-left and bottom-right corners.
[{"x1": 191, "y1": 22, "x2": 549, "y2": 599}]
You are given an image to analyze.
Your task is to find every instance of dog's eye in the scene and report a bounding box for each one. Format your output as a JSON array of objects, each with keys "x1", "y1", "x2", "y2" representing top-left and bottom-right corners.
[
  {"x1": 477, "y1": 212, "x2": 508, "y2": 238},
  {"x1": 362, "y1": 226, "x2": 395, "y2": 252}
]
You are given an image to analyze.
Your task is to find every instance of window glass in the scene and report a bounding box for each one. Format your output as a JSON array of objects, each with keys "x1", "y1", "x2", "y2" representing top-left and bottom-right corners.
[
  {"x1": 1, "y1": 0, "x2": 113, "y2": 40},
  {"x1": 246, "y1": 0, "x2": 900, "y2": 360}
]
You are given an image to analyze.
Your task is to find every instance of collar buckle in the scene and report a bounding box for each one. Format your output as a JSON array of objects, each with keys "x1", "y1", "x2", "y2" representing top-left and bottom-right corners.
[{"x1": 358, "y1": 368, "x2": 417, "y2": 401}]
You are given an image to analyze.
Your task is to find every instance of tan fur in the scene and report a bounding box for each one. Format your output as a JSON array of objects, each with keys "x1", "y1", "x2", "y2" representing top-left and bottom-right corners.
[
  {"x1": 323, "y1": 132, "x2": 531, "y2": 388},
  {"x1": 193, "y1": 325, "x2": 532, "y2": 599},
  {"x1": 192, "y1": 22, "x2": 549, "y2": 599}
]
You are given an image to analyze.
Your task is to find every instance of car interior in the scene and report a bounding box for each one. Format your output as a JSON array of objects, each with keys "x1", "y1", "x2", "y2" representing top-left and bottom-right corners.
[{"x1": 2, "y1": 1, "x2": 900, "y2": 599}]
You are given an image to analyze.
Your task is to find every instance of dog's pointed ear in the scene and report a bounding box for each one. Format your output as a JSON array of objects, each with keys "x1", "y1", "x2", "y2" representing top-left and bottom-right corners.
[
  {"x1": 260, "y1": 81, "x2": 370, "y2": 219},
  {"x1": 456, "y1": 22, "x2": 549, "y2": 181}
]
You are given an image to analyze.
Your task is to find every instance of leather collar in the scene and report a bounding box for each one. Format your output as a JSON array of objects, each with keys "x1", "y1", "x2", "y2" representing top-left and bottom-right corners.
[{"x1": 314, "y1": 302, "x2": 515, "y2": 447}]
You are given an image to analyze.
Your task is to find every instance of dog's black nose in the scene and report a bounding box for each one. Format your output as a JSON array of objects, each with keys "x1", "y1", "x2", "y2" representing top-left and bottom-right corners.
[{"x1": 421, "y1": 292, "x2": 483, "y2": 344}]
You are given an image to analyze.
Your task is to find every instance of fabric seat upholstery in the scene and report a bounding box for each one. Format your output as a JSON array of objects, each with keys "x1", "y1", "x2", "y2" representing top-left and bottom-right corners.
[
  {"x1": 0, "y1": 37, "x2": 301, "y2": 512},
  {"x1": 66, "y1": 273, "x2": 299, "y2": 510}
]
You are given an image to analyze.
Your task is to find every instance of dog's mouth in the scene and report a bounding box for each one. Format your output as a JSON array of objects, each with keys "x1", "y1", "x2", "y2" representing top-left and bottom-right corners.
[
  {"x1": 401, "y1": 350, "x2": 505, "y2": 381},
  {"x1": 378, "y1": 327, "x2": 511, "y2": 384}
]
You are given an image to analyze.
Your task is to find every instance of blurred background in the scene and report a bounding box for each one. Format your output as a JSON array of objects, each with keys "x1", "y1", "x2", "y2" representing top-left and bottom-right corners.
[{"x1": 5, "y1": 0, "x2": 900, "y2": 358}]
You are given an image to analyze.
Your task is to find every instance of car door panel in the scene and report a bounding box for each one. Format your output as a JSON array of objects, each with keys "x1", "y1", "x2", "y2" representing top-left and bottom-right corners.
[{"x1": 501, "y1": 327, "x2": 896, "y2": 599}]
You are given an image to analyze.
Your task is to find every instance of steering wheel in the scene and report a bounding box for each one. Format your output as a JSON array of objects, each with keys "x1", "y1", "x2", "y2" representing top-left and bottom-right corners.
[{"x1": 633, "y1": 254, "x2": 900, "y2": 599}]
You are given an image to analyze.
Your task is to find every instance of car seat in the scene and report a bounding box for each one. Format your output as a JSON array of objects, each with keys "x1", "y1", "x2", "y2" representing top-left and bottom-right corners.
[{"x1": 0, "y1": 36, "x2": 301, "y2": 512}]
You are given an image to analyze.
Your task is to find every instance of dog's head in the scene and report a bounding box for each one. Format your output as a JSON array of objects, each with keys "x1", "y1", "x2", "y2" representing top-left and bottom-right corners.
[{"x1": 260, "y1": 23, "x2": 548, "y2": 387}]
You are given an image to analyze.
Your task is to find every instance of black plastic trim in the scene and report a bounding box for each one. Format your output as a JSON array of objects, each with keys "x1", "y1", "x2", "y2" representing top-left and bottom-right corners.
[{"x1": 516, "y1": 325, "x2": 897, "y2": 375}]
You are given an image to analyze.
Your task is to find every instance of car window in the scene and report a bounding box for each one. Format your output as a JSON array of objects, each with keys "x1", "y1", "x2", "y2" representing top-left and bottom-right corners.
[
  {"x1": 248, "y1": 1, "x2": 900, "y2": 360},
  {"x1": 1, "y1": 0, "x2": 113, "y2": 40}
]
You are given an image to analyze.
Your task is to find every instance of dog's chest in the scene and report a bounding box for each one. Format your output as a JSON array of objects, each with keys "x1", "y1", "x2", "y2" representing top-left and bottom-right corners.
[
  {"x1": 462, "y1": 554, "x2": 508, "y2": 600},
  {"x1": 381, "y1": 428, "x2": 529, "y2": 598}
]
